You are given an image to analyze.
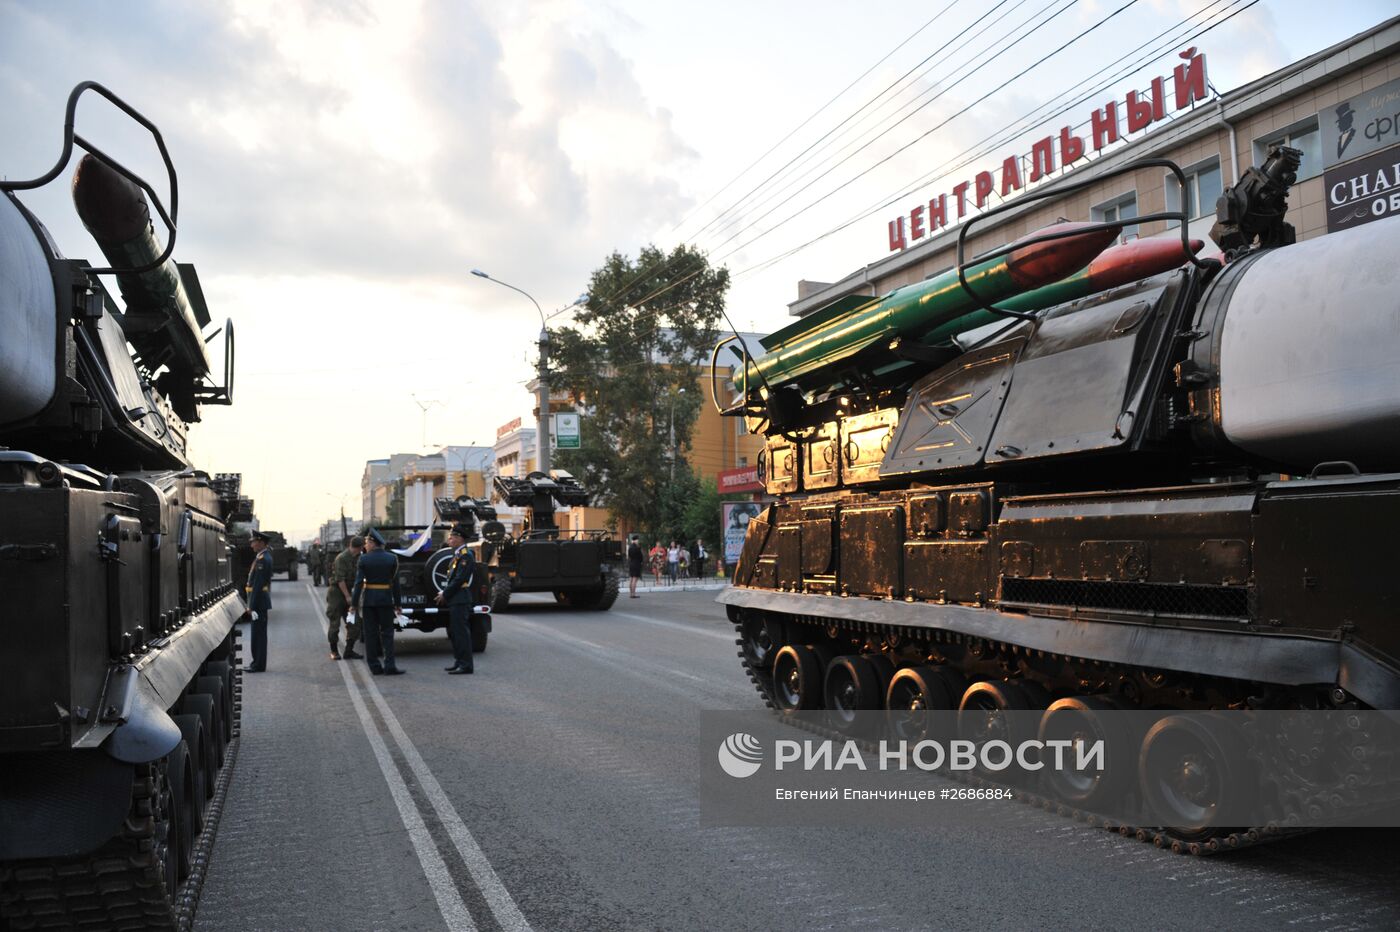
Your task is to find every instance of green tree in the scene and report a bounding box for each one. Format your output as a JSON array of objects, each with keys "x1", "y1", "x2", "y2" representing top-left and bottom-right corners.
[{"x1": 549, "y1": 244, "x2": 729, "y2": 533}]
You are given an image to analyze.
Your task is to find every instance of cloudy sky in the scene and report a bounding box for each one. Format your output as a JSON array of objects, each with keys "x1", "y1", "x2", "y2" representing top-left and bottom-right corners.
[{"x1": 1, "y1": 0, "x2": 1392, "y2": 539}]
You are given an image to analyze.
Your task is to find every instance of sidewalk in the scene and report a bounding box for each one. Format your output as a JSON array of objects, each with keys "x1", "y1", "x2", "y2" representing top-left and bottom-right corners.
[{"x1": 627, "y1": 577, "x2": 730, "y2": 594}]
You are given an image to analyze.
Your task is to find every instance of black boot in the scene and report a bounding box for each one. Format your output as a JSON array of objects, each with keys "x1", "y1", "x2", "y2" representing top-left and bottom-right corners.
[{"x1": 343, "y1": 640, "x2": 363, "y2": 660}]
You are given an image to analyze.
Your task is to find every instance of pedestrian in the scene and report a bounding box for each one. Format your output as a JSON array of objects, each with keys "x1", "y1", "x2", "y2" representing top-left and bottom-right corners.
[
  {"x1": 693, "y1": 539, "x2": 707, "y2": 579},
  {"x1": 667, "y1": 540, "x2": 680, "y2": 585},
  {"x1": 352, "y1": 528, "x2": 405, "y2": 675},
  {"x1": 627, "y1": 535, "x2": 644, "y2": 598},
  {"x1": 649, "y1": 541, "x2": 665, "y2": 585},
  {"x1": 436, "y1": 524, "x2": 476, "y2": 675},
  {"x1": 325, "y1": 535, "x2": 364, "y2": 660},
  {"x1": 245, "y1": 531, "x2": 274, "y2": 672},
  {"x1": 677, "y1": 548, "x2": 689, "y2": 581}
]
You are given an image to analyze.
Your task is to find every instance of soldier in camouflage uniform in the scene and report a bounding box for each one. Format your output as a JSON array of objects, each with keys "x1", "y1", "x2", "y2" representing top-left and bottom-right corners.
[{"x1": 325, "y1": 535, "x2": 364, "y2": 660}]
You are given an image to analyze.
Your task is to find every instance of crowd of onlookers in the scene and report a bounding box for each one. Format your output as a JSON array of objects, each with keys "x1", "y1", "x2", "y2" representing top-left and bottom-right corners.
[{"x1": 625, "y1": 536, "x2": 713, "y2": 597}]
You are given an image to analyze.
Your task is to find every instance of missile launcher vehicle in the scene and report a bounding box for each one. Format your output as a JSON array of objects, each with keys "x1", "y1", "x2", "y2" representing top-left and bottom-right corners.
[
  {"x1": 715, "y1": 149, "x2": 1400, "y2": 849},
  {"x1": 0, "y1": 84, "x2": 241, "y2": 927},
  {"x1": 481, "y1": 471, "x2": 622, "y2": 612}
]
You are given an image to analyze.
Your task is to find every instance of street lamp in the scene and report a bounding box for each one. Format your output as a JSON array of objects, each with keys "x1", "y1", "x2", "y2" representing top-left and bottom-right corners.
[
  {"x1": 470, "y1": 270, "x2": 589, "y2": 474},
  {"x1": 410, "y1": 394, "x2": 441, "y2": 449},
  {"x1": 434, "y1": 443, "x2": 480, "y2": 500}
]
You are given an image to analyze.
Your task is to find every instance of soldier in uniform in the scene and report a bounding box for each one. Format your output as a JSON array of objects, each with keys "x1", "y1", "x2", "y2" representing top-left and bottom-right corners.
[
  {"x1": 308, "y1": 540, "x2": 324, "y2": 587},
  {"x1": 435, "y1": 524, "x2": 476, "y2": 675},
  {"x1": 352, "y1": 528, "x2": 404, "y2": 675},
  {"x1": 246, "y1": 530, "x2": 274, "y2": 672},
  {"x1": 325, "y1": 535, "x2": 364, "y2": 660}
]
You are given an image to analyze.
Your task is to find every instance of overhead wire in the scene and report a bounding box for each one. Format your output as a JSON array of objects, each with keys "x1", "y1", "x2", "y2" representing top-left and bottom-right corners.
[
  {"x1": 668, "y1": 0, "x2": 964, "y2": 238},
  {"x1": 732, "y1": 0, "x2": 1254, "y2": 278},
  {"x1": 708, "y1": 0, "x2": 1146, "y2": 263}
]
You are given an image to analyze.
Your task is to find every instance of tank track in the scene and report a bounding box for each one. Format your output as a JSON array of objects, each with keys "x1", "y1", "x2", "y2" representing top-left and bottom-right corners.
[
  {"x1": 0, "y1": 641, "x2": 242, "y2": 929},
  {"x1": 728, "y1": 606, "x2": 1338, "y2": 857}
]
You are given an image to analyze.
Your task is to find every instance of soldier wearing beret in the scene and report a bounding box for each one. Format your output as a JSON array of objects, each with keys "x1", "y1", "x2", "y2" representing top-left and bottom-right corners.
[
  {"x1": 245, "y1": 531, "x2": 274, "y2": 672},
  {"x1": 352, "y1": 528, "x2": 404, "y2": 675},
  {"x1": 436, "y1": 524, "x2": 476, "y2": 675}
]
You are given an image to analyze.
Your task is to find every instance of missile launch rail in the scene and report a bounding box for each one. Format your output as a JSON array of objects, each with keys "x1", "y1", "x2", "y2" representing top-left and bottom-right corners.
[{"x1": 715, "y1": 150, "x2": 1400, "y2": 851}]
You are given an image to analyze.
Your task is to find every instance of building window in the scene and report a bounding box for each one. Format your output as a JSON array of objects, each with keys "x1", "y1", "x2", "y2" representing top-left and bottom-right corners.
[
  {"x1": 1091, "y1": 192, "x2": 1139, "y2": 243},
  {"x1": 1165, "y1": 157, "x2": 1223, "y2": 226},
  {"x1": 1255, "y1": 118, "x2": 1322, "y2": 181}
]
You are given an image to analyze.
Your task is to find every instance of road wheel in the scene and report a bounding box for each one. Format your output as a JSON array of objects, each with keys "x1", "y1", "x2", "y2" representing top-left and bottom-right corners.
[
  {"x1": 194, "y1": 674, "x2": 230, "y2": 761},
  {"x1": 172, "y1": 714, "x2": 209, "y2": 834},
  {"x1": 470, "y1": 616, "x2": 488, "y2": 653},
  {"x1": 958, "y1": 681, "x2": 1043, "y2": 777},
  {"x1": 739, "y1": 611, "x2": 781, "y2": 668},
  {"x1": 166, "y1": 739, "x2": 195, "y2": 884},
  {"x1": 489, "y1": 576, "x2": 512, "y2": 613},
  {"x1": 861, "y1": 653, "x2": 896, "y2": 699},
  {"x1": 824, "y1": 655, "x2": 883, "y2": 727},
  {"x1": 1039, "y1": 696, "x2": 1133, "y2": 808},
  {"x1": 772, "y1": 645, "x2": 824, "y2": 711},
  {"x1": 180, "y1": 692, "x2": 223, "y2": 781},
  {"x1": 886, "y1": 665, "x2": 963, "y2": 742},
  {"x1": 288, "y1": 564, "x2": 298, "y2": 581},
  {"x1": 1139, "y1": 715, "x2": 1248, "y2": 840}
]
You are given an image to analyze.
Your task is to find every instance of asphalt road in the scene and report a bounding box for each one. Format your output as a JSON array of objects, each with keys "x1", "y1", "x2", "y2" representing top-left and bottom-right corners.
[{"x1": 195, "y1": 580, "x2": 1400, "y2": 932}]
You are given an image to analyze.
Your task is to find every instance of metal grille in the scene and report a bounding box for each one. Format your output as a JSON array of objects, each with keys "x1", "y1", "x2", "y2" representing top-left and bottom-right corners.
[{"x1": 1000, "y1": 577, "x2": 1249, "y2": 619}]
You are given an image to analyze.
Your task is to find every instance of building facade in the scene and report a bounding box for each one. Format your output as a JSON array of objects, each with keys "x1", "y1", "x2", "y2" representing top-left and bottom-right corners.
[{"x1": 789, "y1": 20, "x2": 1400, "y2": 323}]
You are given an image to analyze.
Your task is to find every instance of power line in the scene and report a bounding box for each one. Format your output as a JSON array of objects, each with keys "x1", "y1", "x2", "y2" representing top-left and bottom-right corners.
[
  {"x1": 700, "y1": 0, "x2": 1056, "y2": 245},
  {"x1": 710, "y1": 0, "x2": 1145, "y2": 263},
  {"x1": 732, "y1": 0, "x2": 1252, "y2": 278},
  {"x1": 668, "y1": 0, "x2": 964, "y2": 238}
]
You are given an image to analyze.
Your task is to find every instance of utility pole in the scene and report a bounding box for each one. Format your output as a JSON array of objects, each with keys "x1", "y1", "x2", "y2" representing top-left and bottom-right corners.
[{"x1": 536, "y1": 325, "x2": 551, "y2": 474}]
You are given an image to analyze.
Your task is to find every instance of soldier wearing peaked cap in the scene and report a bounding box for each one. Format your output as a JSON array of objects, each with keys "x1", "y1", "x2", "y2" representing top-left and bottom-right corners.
[
  {"x1": 245, "y1": 531, "x2": 274, "y2": 672},
  {"x1": 436, "y1": 524, "x2": 476, "y2": 674},
  {"x1": 352, "y1": 528, "x2": 404, "y2": 675}
]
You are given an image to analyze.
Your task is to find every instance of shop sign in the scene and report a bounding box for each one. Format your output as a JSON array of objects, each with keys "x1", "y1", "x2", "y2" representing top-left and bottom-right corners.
[
  {"x1": 1324, "y1": 144, "x2": 1400, "y2": 232},
  {"x1": 885, "y1": 49, "x2": 1209, "y2": 252},
  {"x1": 1321, "y1": 75, "x2": 1400, "y2": 168}
]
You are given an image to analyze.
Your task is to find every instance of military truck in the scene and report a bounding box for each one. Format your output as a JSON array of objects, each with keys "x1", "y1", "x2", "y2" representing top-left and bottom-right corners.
[
  {"x1": 479, "y1": 471, "x2": 621, "y2": 612},
  {"x1": 262, "y1": 530, "x2": 299, "y2": 580},
  {"x1": 715, "y1": 148, "x2": 1400, "y2": 852},
  {"x1": 0, "y1": 84, "x2": 241, "y2": 927}
]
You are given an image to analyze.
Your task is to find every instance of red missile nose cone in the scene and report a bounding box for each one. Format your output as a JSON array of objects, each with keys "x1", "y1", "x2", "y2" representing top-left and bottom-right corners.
[
  {"x1": 1005, "y1": 222, "x2": 1121, "y2": 289},
  {"x1": 1085, "y1": 236, "x2": 1204, "y2": 286}
]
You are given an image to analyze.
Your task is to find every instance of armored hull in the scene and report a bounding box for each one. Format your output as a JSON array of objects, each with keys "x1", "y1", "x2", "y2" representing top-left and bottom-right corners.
[
  {"x1": 0, "y1": 85, "x2": 241, "y2": 927},
  {"x1": 716, "y1": 153, "x2": 1400, "y2": 850}
]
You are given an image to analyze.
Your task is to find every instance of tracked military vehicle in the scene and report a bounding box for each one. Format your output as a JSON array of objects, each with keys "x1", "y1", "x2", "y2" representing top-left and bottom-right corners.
[
  {"x1": 0, "y1": 84, "x2": 242, "y2": 927},
  {"x1": 481, "y1": 471, "x2": 622, "y2": 611},
  {"x1": 716, "y1": 149, "x2": 1400, "y2": 850}
]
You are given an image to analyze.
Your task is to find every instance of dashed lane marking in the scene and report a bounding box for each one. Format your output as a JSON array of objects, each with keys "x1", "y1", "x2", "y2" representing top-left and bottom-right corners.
[{"x1": 303, "y1": 586, "x2": 478, "y2": 932}]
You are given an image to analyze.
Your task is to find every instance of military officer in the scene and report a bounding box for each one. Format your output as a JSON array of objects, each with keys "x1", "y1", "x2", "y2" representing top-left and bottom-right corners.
[
  {"x1": 325, "y1": 535, "x2": 364, "y2": 660},
  {"x1": 246, "y1": 530, "x2": 274, "y2": 672},
  {"x1": 352, "y1": 528, "x2": 404, "y2": 675},
  {"x1": 436, "y1": 524, "x2": 476, "y2": 675}
]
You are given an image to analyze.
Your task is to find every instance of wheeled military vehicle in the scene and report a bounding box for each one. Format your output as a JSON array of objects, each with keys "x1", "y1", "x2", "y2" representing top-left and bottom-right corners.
[
  {"x1": 480, "y1": 471, "x2": 622, "y2": 612},
  {"x1": 716, "y1": 149, "x2": 1400, "y2": 852},
  {"x1": 361, "y1": 504, "x2": 494, "y2": 651},
  {"x1": 0, "y1": 84, "x2": 242, "y2": 927}
]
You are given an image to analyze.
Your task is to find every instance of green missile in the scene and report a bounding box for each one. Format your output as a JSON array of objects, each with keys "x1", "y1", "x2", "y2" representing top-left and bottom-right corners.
[
  {"x1": 921, "y1": 236, "x2": 1204, "y2": 344},
  {"x1": 744, "y1": 222, "x2": 1121, "y2": 395}
]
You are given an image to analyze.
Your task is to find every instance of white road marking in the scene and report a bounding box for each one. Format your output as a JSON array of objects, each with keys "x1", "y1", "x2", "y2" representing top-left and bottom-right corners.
[
  {"x1": 359, "y1": 671, "x2": 534, "y2": 932},
  {"x1": 608, "y1": 609, "x2": 736, "y2": 642},
  {"x1": 305, "y1": 584, "x2": 532, "y2": 932},
  {"x1": 303, "y1": 587, "x2": 476, "y2": 931}
]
